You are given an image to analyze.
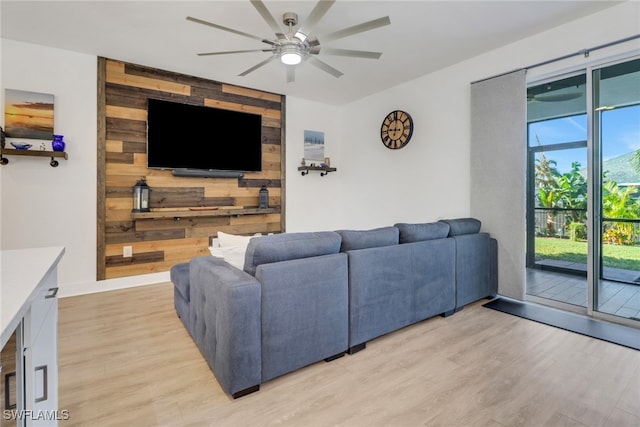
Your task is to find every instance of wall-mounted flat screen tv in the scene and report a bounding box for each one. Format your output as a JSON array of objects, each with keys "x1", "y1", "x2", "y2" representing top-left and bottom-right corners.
[{"x1": 146, "y1": 98, "x2": 262, "y2": 172}]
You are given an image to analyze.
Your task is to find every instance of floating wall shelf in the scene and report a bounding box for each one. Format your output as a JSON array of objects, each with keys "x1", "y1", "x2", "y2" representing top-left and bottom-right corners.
[
  {"x1": 131, "y1": 207, "x2": 279, "y2": 220},
  {"x1": 298, "y1": 165, "x2": 337, "y2": 177},
  {"x1": 0, "y1": 148, "x2": 68, "y2": 167}
]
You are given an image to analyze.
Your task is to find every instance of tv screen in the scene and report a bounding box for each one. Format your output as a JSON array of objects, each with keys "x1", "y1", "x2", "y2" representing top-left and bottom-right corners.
[{"x1": 146, "y1": 98, "x2": 262, "y2": 172}]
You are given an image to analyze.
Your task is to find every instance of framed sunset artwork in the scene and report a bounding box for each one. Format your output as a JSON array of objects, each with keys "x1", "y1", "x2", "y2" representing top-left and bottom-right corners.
[{"x1": 4, "y1": 89, "x2": 54, "y2": 140}]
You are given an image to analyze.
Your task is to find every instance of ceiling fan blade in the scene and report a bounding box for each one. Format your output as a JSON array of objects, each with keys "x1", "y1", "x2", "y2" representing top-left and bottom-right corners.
[
  {"x1": 238, "y1": 54, "x2": 278, "y2": 77},
  {"x1": 308, "y1": 57, "x2": 343, "y2": 78},
  {"x1": 322, "y1": 48, "x2": 382, "y2": 59},
  {"x1": 186, "y1": 16, "x2": 274, "y2": 46},
  {"x1": 197, "y1": 49, "x2": 273, "y2": 56},
  {"x1": 250, "y1": 0, "x2": 282, "y2": 35},
  {"x1": 287, "y1": 66, "x2": 295, "y2": 83},
  {"x1": 298, "y1": 0, "x2": 335, "y2": 36},
  {"x1": 320, "y1": 16, "x2": 391, "y2": 43}
]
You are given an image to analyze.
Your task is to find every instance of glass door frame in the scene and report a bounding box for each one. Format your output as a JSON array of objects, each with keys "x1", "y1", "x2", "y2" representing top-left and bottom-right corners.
[{"x1": 526, "y1": 52, "x2": 640, "y2": 327}]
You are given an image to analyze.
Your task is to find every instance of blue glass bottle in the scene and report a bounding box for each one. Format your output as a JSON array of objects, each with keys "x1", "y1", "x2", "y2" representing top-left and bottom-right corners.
[{"x1": 52, "y1": 134, "x2": 65, "y2": 151}]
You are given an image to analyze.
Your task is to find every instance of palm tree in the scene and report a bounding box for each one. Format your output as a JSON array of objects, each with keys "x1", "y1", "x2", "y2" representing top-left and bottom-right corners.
[
  {"x1": 535, "y1": 151, "x2": 562, "y2": 236},
  {"x1": 602, "y1": 180, "x2": 640, "y2": 244}
]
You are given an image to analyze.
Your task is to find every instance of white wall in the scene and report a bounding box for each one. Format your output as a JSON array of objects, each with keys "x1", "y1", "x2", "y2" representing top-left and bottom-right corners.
[
  {"x1": 284, "y1": 97, "x2": 346, "y2": 232},
  {"x1": 1, "y1": 39, "x2": 97, "y2": 289}
]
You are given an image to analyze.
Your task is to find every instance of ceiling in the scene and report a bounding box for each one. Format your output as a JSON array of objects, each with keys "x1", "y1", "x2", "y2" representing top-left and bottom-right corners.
[{"x1": 0, "y1": 1, "x2": 624, "y2": 105}]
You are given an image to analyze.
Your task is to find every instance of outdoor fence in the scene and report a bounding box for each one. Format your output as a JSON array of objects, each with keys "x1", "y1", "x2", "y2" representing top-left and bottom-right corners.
[{"x1": 534, "y1": 207, "x2": 640, "y2": 245}]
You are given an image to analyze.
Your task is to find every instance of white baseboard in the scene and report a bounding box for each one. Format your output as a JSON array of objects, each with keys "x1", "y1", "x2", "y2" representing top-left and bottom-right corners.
[{"x1": 58, "y1": 271, "x2": 171, "y2": 298}]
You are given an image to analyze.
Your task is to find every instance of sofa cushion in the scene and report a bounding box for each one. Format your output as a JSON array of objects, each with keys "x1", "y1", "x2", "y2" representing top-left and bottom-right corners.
[
  {"x1": 394, "y1": 222, "x2": 450, "y2": 243},
  {"x1": 336, "y1": 226, "x2": 399, "y2": 252},
  {"x1": 170, "y1": 262, "x2": 191, "y2": 302},
  {"x1": 439, "y1": 218, "x2": 482, "y2": 236},
  {"x1": 243, "y1": 231, "x2": 342, "y2": 276}
]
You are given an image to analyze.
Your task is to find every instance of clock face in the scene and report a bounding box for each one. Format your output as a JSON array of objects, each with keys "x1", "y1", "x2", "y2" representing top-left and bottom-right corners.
[{"x1": 380, "y1": 110, "x2": 413, "y2": 149}]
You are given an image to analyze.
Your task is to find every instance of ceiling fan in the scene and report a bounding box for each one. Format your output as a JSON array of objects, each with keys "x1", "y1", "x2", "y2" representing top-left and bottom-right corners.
[{"x1": 186, "y1": 0, "x2": 390, "y2": 82}]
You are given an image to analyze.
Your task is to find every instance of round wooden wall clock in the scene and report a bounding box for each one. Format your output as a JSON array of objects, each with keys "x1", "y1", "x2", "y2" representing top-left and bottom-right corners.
[{"x1": 380, "y1": 110, "x2": 413, "y2": 149}]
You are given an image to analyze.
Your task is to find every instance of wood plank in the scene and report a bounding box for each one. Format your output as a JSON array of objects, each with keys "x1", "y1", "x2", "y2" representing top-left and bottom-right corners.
[
  {"x1": 97, "y1": 57, "x2": 108, "y2": 280},
  {"x1": 105, "y1": 82, "x2": 194, "y2": 109},
  {"x1": 203, "y1": 98, "x2": 280, "y2": 120},
  {"x1": 106, "y1": 105, "x2": 147, "y2": 121},
  {"x1": 105, "y1": 229, "x2": 185, "y2": 244},
  {"x1": 106, "y1": 60, "x2": 191, "y2": 95},
  {"x1": 104, "y1": 237, "x2": 210, "y2": 257},
  {"x1": 105, "y1": 221, "x2": 135, "y2": 234},
  {"x1": 125, "y1": 62, "x2": 223, "y2": 92},
  {"x1": 149, "y1": 187, "x2": 205, "y2": 207},
  {"x1": 105, "y1": 250, "x2": 164, "y2": 267},
  {"x1": 222, "y1": 83, "x2": 282, "y2": 103},
  {"x1": 106, "y1": 140, "x2": 123, "y2": 153},
  {"x1": 106, "y1": 152, "x2": 134, "y2": 164},
  {"x1": 130, "y1": 207, "x2": 278, "y2": 220},
  {"x1": 123, "y1": 141, "x2": 146, "y2": 154},
  {"x1": 134, "y1": 216, "x2": 229, "y2": 232}
]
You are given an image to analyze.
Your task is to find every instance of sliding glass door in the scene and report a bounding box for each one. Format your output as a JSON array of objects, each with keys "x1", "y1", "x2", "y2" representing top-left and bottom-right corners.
[
  {"x1": 527, "y1": 56, "x2": 640, "y2": 324},
  {"x1": 526, "y1": 73, "x2": 589, "y2": 307},
  {"x1": 592, "y1": 59, "x2": 640, "y2": 320}
]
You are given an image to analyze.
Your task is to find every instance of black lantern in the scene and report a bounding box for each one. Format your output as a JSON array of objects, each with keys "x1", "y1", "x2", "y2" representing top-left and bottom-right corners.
[
  {"x1": 132, "y1": 178, "x2": 150, "y2": 212},
  {"x1": 258, "y1": 185, "x2": 269, "y2": 209}
]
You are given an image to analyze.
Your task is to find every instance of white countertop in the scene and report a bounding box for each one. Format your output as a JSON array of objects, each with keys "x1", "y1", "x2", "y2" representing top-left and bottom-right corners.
[{"x1": 1, "y1": 246, "x2": 65, "y2": 349}]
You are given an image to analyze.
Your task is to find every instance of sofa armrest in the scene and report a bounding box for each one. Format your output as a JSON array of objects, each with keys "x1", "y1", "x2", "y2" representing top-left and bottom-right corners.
[{"x1": 189, "y1": 256, "x2": 262, "y2": 397}]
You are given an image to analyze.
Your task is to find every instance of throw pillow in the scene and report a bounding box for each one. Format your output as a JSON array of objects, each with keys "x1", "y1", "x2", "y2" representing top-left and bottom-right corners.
[
  {"x1": 209, "y1": 237, "x2": 224, "y2": 259},
  {"x1": 216, "y1": 231, "x2": 254, "y2": 270}
]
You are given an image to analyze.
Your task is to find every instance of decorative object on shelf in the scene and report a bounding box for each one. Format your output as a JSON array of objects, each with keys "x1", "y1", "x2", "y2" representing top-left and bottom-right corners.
[
  {"x1": 40, "y1": 142, "x2": 46, "y2": 151},
  {"x1": 10, "y1": 142, "x2": 32, "y2": 150},
  {"x1": 300, "y1": 158, "x2": 306, "y2": 166},
  {"x1": 132, "y1": 178, "x2": 151, "y2": 213},
  {"x1": 259, "y1": 185, "x2": 269, "y2": 209},
  {"x1": 380, "y1": 110, "x2": 413, "y2": 149},
  {"x1": 0, "y1": 126, "x2": 5, "y2": 149},
  {"x1": 4, "y1": 89, "x2": 54, "y2": 140},
  {"x1": 298, "y1": 165, "x2": 336, "y2": 177},
  {"x1": 51, "y1": 134, "x2": 65, "y2": 151},
  {"x1": 324, "y1": 157, "x2": 331, "y2": 167}
]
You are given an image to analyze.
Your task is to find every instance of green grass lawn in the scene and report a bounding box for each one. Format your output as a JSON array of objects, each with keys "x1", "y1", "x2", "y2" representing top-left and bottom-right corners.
[{"x1": 535, "y1": 237, "x2": 640, "y2": 271}]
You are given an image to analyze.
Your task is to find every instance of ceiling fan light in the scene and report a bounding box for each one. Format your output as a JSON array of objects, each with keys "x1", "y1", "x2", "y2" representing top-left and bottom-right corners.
[
  {"x1": 280, "y1": 43, "x2": 303, "y2": 65},
  {"x1": 281, "y1": 52, "x2": 302, "y2": 65}
]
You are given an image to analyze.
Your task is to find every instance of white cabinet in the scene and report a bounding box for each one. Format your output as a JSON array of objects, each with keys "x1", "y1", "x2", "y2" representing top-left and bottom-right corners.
[
  {"x1": 1, "y1": 247, "x2": 64, "y2": 427},
  {"x1": 23, "y1": 285, "x2": 59, "y2": 426}
]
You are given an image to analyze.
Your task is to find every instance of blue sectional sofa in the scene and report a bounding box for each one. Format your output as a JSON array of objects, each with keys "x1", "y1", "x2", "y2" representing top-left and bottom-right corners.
[{"x1": 171, "y1": 218, "x2": 497, "y2": 398}]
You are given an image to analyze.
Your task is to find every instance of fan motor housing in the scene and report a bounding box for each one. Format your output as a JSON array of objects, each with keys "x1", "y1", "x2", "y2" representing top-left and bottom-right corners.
[{"x1": 283, "y1": 12, "x2": 298, "y2": 27}]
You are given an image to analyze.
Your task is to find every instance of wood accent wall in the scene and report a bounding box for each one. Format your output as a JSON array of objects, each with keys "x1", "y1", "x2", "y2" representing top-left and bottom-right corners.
[{"x1": 97, "y1": 58, "x2": 285, "y2": 280}]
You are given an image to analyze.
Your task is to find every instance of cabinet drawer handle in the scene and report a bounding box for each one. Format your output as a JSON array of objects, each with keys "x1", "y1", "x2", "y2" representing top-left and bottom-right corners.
[
  {"x1": 35, "y1": 365, "x2": 48, "y2": 403},
  {"x1": 45, "y1": 287, "x2": 59, "y2": 299},
  {"x1": 4, "y1": 371, "x2": 16, "y2": 409}
]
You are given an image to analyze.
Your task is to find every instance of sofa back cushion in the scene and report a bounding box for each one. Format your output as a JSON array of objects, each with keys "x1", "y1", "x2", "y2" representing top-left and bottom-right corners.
[
  {"x1": 243, "y1": 231, "x2": 342, "y2": 276},
  {"x1": 394, "y1": 222, "x2": 450, "y2": 243},
  {"x1": 438, "y1": 218, "x2": 482, "y2": 236},
  {"x1": 336, "y1": 226, "x2": 399, "y2": 252}
]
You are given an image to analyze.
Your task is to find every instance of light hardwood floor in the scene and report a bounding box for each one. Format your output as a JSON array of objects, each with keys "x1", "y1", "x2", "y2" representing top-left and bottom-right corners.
[{"x1": 58, "y1": 283, "x2": 640, "y2": 427}]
